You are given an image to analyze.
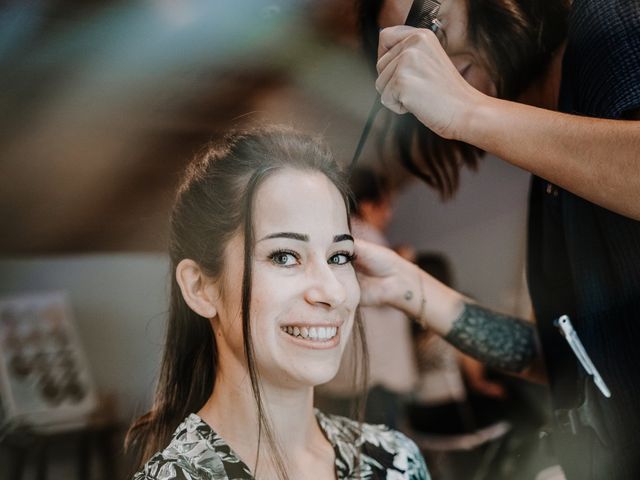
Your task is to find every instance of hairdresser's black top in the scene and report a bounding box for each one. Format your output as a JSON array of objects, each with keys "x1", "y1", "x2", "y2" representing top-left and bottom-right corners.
[
  {"x1": 132, "y1": 410, "x2": 429, "y2": 480},
  {"x1": 527, "y1": 0, "x2": 640, "y2": 476}
]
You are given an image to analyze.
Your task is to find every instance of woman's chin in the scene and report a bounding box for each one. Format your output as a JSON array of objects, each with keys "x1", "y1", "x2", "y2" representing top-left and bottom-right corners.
[{"x1": 276, "y1": 363, "x2": 341, "y2": 389}]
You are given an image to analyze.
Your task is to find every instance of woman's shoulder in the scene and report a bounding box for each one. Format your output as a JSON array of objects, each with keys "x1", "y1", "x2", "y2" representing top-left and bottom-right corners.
[
  {"x1": 316, "y1": 410, "x2": 430, "y2": 479},
  {"x1": 132, "y1": 414, "x2": 250, "y2": 480}
]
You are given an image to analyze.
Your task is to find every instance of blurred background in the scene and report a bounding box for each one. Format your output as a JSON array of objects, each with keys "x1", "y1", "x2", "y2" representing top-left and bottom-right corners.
[{"x1": 0, "y1": 0, "x2": 537, "y2": 478}]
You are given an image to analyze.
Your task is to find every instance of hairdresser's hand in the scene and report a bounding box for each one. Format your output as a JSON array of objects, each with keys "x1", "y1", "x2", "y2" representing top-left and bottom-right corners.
[
  {"x1": 376, "y1": 26, "x2": 482, "y2": 140},
  {"x1": 355, "y1": 239, "x2": 418, "y2": 312},
  {"x1": 355, "y1": 239, "x2": 465, "y2": 335}
]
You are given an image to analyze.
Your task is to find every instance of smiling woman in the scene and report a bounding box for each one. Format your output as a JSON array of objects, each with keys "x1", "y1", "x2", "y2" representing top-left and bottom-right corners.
[{"x1": 125, "y1": 127, "x2": 429, "y2": 480}]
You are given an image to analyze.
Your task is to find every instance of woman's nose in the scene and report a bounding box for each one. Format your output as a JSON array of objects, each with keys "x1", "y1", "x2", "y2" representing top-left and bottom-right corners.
[{"x1": 304, "y1": 260, "x2": 347, "y2": 308}]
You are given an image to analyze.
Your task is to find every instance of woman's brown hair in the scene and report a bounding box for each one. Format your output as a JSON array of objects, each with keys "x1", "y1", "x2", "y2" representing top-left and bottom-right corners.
[
  {"x1": 125, "y1": 127, "x2": 368, "y2": 479},
  {"x1": 358, "y1": 0, "x2": 570, "y2": 198}
]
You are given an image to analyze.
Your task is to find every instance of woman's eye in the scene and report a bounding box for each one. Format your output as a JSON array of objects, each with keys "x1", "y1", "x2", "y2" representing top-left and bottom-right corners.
[
  {"x1": 270, "y1": 251, "x2": 298, "y2": 266},
  {"x1": 328, "y1": 252, "x2": 354, "y2": 265}
]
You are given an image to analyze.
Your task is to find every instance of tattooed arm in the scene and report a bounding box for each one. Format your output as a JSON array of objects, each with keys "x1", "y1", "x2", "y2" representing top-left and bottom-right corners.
[
  {"x1": 356, "y1": 239, "x2": 545, "y2": 380},
  {"x1": 444, "y1": 303, "x2": 536, "y2": 373}
]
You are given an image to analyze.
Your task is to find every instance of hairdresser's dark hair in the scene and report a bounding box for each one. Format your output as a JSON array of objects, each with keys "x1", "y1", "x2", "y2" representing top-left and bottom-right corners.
[
  {"x1": 125, "y1": 127, "x2": 368, "y2": 479},
  {"x1": 357, "y1": 0, "x2": 570, "y2": 198}
]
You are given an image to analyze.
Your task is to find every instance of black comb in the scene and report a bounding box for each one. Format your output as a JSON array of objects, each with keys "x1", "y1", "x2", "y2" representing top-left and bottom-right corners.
[
  {"x1": 348, "y1": 0, "x2": 442, "y2": 175},
  {"x1": 406, "y1": 0, "x2": 443, "y2": 31}
]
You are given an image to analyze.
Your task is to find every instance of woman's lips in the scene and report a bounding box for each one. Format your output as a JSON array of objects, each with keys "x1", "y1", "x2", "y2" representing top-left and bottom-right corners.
[{"x1": 279, "y1": 325, "x2": 341, "y2": 350}]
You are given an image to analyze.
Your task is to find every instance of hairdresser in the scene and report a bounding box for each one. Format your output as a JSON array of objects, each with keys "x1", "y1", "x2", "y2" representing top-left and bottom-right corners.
[{"x1": 353, "y1": 0, "x2": 640, "y2": 479}]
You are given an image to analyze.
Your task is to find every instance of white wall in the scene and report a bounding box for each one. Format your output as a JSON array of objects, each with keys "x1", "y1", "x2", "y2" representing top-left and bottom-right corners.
[
  {"x1": 0, "y1": 254, "x2": 169, "y2": 423},
  {"x1": 388, "y1": 154, "x2": 532, "y2": 317}
]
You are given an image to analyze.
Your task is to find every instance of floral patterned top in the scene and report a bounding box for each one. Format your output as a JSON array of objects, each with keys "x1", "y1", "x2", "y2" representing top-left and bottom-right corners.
[{"x1": 133, "y1": 410, "x2": 429, "y2": 479}]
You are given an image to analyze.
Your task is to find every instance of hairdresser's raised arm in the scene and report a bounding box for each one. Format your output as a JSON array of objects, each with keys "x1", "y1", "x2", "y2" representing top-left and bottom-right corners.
[
  {"x1": 376, "y1": 26, "x2": 640, "y2": 220},
  {"x1": 355, "y1": 239, "x2": 541, "y2": 376}
]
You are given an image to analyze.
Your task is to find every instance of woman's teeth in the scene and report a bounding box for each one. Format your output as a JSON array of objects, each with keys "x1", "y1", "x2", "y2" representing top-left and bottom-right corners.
[{"x1": 281, "y1": 325, "x2": 338, "y2": 341}]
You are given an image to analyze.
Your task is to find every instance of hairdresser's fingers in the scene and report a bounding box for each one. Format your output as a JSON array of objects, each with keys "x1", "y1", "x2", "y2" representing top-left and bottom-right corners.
[
  {"x1": 354, "y1": 239, "x2": 398, "y2": 277},
  {"x1": 375, "y1": 53, "x2": 397, "y2": 97},
  {"x1": 355, "y1": 239, "x2": 427, "y2": 315},
  {"x1": 377, "y1": 25, "x2": 420, "y2": 59},
  {"x1": 377, "y1": 43, "x2": 430, "y2": 115},
  {"x1": 375, "y1": 39, "x2": 416, "y2": 106},
  {"x1": 376, "y1": 33, "x2": 408, "y2": 74},
  {"x1": 380, "y1": 77, "x2": 409, "y2": 115},
  {"x1": 355, "y1": 239, "x2": 412, "y2": 298},
  {"x1": 377, "y1": 27, "x2": 438, "y2": 73},
  {"x1": 376, "y1": 28, "x2": 442, "y2": 100},
  {"x1": 355, "y1": 241, "x2": 392, "y2": 308}
]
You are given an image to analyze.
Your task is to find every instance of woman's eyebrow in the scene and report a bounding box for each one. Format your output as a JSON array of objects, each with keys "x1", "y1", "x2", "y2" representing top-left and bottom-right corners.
[
  {"x1": 257, "y1": 232, "x2": 354, "y2": 243},
  {"x1": 259, "y1": 232, "x2": 309, "y2": 242},
  {"x1": 334, "y1": 234, "x2": 354, "y2": 243}
]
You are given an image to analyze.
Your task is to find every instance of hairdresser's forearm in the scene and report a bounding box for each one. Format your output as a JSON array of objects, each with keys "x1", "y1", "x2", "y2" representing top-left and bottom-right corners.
[
  {"x1": 443, "y1": 303, "x2": 539, "y2": 374},
  {"x1": 459, "y1": 95, "x2": 640, "y2": 220},
  {"x1": 395, "y1": 266, "x2": 541, "y2": 375},
  {"x1": 387, "y1": 263, "x2": 466, "y2": 336}
]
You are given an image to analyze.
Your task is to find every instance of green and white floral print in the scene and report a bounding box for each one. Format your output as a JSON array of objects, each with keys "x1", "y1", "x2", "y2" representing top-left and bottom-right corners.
[
  {"x1": 316, "y1": 410, "x2": 429, "y2": 479},
  {"x1": 133, "y1": 410, "x2": 430, "y2": 480}
]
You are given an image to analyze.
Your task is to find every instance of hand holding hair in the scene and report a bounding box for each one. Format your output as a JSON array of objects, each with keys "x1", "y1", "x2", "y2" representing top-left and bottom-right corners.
[
  {"x1": 376, "y1": 26, "x2": 481, "y2": 140},
  {"x1": 354, "y1": 239, "x2": 464, "y2": 336},
  {"x1": 375, "y1": 27, "x2": 640, "y2": 220}
]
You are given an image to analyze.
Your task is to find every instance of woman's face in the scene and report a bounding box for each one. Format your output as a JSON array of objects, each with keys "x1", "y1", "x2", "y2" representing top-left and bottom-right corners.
[
  {"x1": 214, "y1": 169, "x2": 360, "y2": 389},
  {"x1": 379, "y1": 0, "x2": 497, "y2": 96}
]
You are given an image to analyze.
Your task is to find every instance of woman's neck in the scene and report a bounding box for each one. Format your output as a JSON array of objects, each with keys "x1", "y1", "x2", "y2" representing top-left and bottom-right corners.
[
  {"x1": 197, "y1": 366, "x2": 331, "y2": 476},
  {"x1": 517, "y1": 42, "x2": 566, "y2": 110}
]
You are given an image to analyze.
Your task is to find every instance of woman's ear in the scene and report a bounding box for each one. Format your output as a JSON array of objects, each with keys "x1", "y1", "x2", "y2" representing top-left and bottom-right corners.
[{"x1": 175, "y1": 259, "x2": 219, "y2": 318}]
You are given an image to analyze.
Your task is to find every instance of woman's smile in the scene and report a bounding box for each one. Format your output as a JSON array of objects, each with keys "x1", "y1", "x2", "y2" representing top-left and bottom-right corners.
[{"x1": 279, "y1": 323, "x2": 342, "y2": 349}]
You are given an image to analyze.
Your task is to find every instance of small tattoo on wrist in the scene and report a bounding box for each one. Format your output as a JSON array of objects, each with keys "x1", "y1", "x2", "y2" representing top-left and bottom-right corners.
[{"x1": 404, "y1": 290, "x2": 413, "y2": 301}]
